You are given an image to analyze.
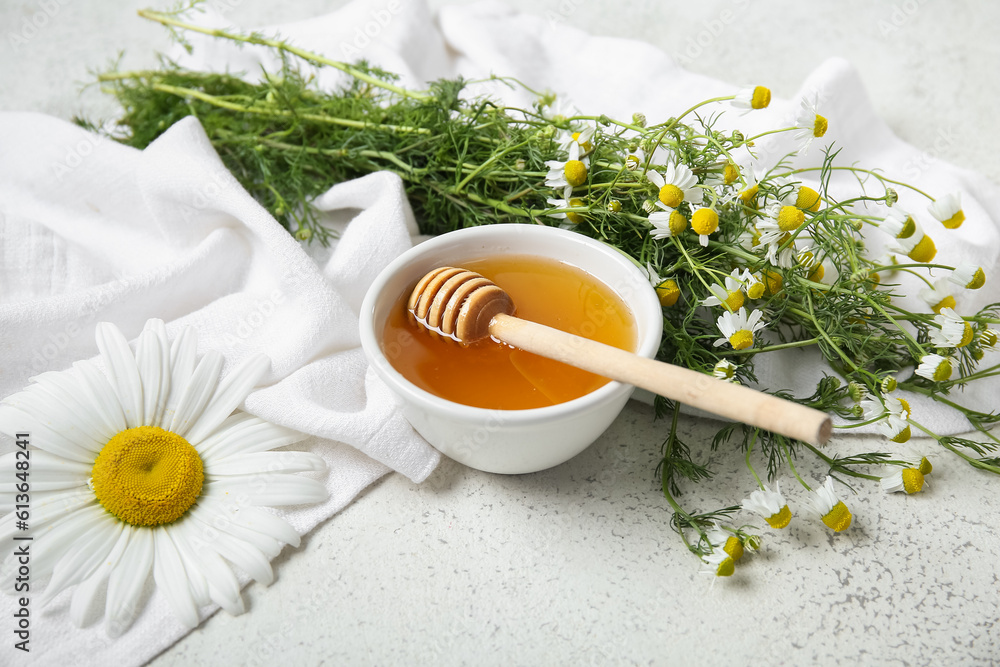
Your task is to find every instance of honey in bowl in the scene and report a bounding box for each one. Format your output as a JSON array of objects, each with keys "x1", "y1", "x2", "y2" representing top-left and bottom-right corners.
[{"x1": 381, "y1": 254, "x2": 637, "y2": 409}]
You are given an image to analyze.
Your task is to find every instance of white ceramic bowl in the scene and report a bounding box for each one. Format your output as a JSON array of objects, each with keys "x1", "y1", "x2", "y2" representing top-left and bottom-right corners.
[{"x1": 359, "y1": 224, "x2": 662, "y2": 474}]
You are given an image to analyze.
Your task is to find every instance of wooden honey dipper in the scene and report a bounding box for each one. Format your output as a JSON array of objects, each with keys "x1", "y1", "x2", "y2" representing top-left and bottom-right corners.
[{"x1": 408, "y1": 267, "x2": 832, "y2": 446}]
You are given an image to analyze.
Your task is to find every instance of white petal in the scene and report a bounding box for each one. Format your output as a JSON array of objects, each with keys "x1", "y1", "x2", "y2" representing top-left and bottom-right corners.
[
  {"x1": 184, "y1": 354, "x2": 270, "y2": 445},
  {"x1": 203, "y1": 474, "x2": 328, "y2": 506},
  {"x1": 171, "y1": 520, "x2": 244, "y2": 615},
  {"x1": 16, "y1": 375, "x2": 111, "y2": 448},
  {"x1": 197, "y1": 496, "x2": 301, "y2": 548},
  {"x1": 0, "y1": 403, "x2": 95, "y2": 463},
  {"x1": 135, "y1": 328, "x2": 170, "y2": 428},
  {"x1": 73, "y1": 361, "x2": 128, "y2": 436},
  {"x1": 164, "y1": 523, "x2": 211, "y2": 607},
  {"x1": 105, "y1": 527, "x2": 154, "y2": 634},
  {"x1": 646, "y1": 170, "x2": 664, "y2": 187},
  {"x1": 95, "y1": 322, "x2": 144, "y2": 429},
  {"x1": 0, "y1": 489, "x2": 95, "y2": 549},
  {"x1": 190, "y1": 502, "x2": 283, "y2": 558},
  {"x1": 200, "y1": 417, "x2": 306, "y2": 460},
  {"x1": 162, "y1": 326, "x2": 198, "y2": 427},
  {"x1": 6, "y1": 504, "x2": 108, "y2": 585},
  {"x1": 41, "y1": 519, "x2": 123, "y2": 605},
  {"x1": 0, "y1": 449, "x2": 90, "y2": 489},
  {"x1": 189, "y1": 514, "x2": 274, "y2": 585},
  {"x1": 70, "y1": 526, "x2": 132, "y2": 628},
  {"x1": 208, "y1": 451, "x2": 325, "y2": 476},
  {"x1": 152, "y1": 528, "x2": 200, "y2": 628},
  {"x1": 168, "y1": 351, "x2": 223, "y2": 437}
]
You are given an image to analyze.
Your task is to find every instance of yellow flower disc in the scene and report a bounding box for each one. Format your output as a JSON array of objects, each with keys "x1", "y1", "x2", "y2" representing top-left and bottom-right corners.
[
  {"x1": 691, "y1": 208, "x2": 719, "y2": 235},
  {"x1": 658, "y1": 183, "x2": 685, "y2": 209},
  {"x1": 919, "y1": 457, "x2": 933, "y2": 475},
  {"x1": 958, "y1": 322, "x2": 975, "y2": 347},
  {"x1": 941, "y1": 210, "x2": 965, "y2": 230},
  {"x1": 739, "y1": 184, "x2": 759, "y2": 205},
  {"x1": 656, "y1": 279, "x2": 681, "y2": 307},
  {"x1": 91, "y1": 426, "x2": 204, "y2": 527},
  {"x1": 715, "y1": 556, "x2": 736, "y2": 577},
  {"x1": 751, "y1": 86, "x2": 771, "y2": 110},
  {"x1": 981, "y1": 330, "x2": 998, "y2": 347},
  {"x1": 747, "y1": 281, "x2": 765, "y2": 300},
  {"x1": 566, "y1": 197, "x2": 585, "y2": 224},
  {"x1": 724, "y1": 290, "x2": 745, "y2": 312},
  {"x1": 901, "y1": 468, "x2": 925, "y2": 494},
  {"x1": 897, "y1": 398, "x2": 911, "y2": 417},
  {"x1": 813, "y1": 114, "x2": 829, "y2": 138},
  {"x1": 967, "y1": 267, "x2": 986, "y2": 290},
  {"x1": 795, "y1": 186, "x2": 822, "y2": 212},
  {"x1": 896, "y1": 216, "x2": 916, "y2": 239},
  {"x1": 763, "y1": 270, "x2": 783, "y2": 296},
  {"x1": 723, "y1": 163, "x2": 739, "y2": 185},
  {"x1": 765, "y1": 505, "x2": 792, "y2": 529},
  {"x1": 777, "y1": 205, "x2": 805, "y2": 232},
  {"x1": 933, "y1": 358, "x2": 953, "y2": 382},
  {"x1": 907, "y1": 234, "x2": 937, "y2": 263},
  {"x1": 932, "y1": 295, "x2": 956, "y2": 314},
  {"x1": 571, "y1": 131, "x2": 593, "y2": 153},
  {"x1": 891, "y1": 425, "x2": 911, "y2": 444},
  {"x1": 669, "y1": 211, "x2": 689, "y2": 236},
  {"x1": 724, "y1": 536, "x2": 745, "y2": 562},
  {"x1": 728, "y1": 329, "x2": 754, "y2": 350},
  {"x1": 808, "y1": 263, "x2": 825, "y2": 283},
  {"x1": 821, "y1": 501, "x2": 852, "y2": 532},
  {"x1": 563, "y1": 160, "x2": 588, "y2": 188}
]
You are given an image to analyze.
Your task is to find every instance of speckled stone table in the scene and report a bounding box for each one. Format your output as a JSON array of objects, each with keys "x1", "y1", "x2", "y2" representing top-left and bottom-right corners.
[{"x1": 2, "y1": 1, "x2": 998, "y2": 665}]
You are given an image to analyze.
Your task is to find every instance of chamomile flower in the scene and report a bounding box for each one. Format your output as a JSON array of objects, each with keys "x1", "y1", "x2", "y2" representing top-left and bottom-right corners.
[
  {"x1": 713, "y1": 359, "x2": 738, "y2": 381},
  {"x1": 880, "y1": 207, "x2": 918, "y2": 240},
  {"x1": 648, "y1": 209, "x2": 688, "y2": 240},
  {"x1": 804, "y1": 476, "x2": 852, "y2": 532},
  {"x1": 948, "y1": 264, "x2": 986, "y2": 290},
  {"x1": 623, "y1": 144, "x2": 669, "y2": 171},
  {"x1": 915, "y1": 353, "x2": 954, "y2": 382},
  {"x1": 646, "y1": 162, "x2": 703, "y2": 210},
  {"x1": 545, "y1": 197, "x2": 587, "y2": 225},
  {"x1": 703, "y1": 269, "x2": 749, "y2": 311},
  {"x1": 741, "y1": 481, "x2": 792, "y2": 529},
  {"x1": 931, "y1": 307, "x2": 975, "y2": 348},
  {"x1": 793, "y1": 96, "x2": 829, "y2": 155},
  {"x1": 558, "y1": 126, "x2": 595, "y2": 154},
  {"x1": 860, "y1": 394, "x2": 911, "y2": 443},
  {"x1": 642, "y1": 263, "x2": 682, "y2": 307},
  {"x1": 980, "y1": 329, "x2": 999, "y2": 349},
  {"x1": 881, "y1": 458, "x2": 932, "y2": 494},
  {"x1": 714, "y1": 307, "x2": 766, "y2": 350},
  {"x1": 919, "y1": 279, "x2": 956, "y2": 313},
  {"x1": 928, "y1": 192, "x2": 965, "y2": 229},
  {"x1": 889, "y1": 221, "x2": 937, "y2": 263},
  {"x1": 544, "y1": 141, "x2": 590, "y2": 199},
  {"x1": 539, "y1": 93, "x2": 578, "y2": 123},
  {"x1": 744, "y1": 273, "x2": 766, "y2": 300},
  {"x1": 0, "y1": 319, "x2": 328, "y2": 632},
  {"x1": 690, "y1": 207, "x2": 720, "y2": 246},
  {"x1": 705, "y1": 524, "x2": 745, "y2": 562},
  {"x1": 701, "y1": 549, "x2": 736, "y2": 578},
  {"x1": 731, "y1": 85, "x2": 772, "y2": 114}
]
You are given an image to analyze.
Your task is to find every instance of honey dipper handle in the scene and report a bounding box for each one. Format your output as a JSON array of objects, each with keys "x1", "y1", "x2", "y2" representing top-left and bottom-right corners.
[{"x1": 489, "y1": 314, "x2": 832, "y2": 446}]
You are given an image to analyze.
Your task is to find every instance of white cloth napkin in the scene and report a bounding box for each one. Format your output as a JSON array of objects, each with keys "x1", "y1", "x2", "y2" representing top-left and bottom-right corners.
[{"x1": 2, "y1": 0, "x2": 999, "y2": 664}]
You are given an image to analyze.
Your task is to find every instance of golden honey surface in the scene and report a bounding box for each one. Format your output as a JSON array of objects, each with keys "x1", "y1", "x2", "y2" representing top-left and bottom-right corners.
[{"x1": 382, "y1": 255, "x2": 637, "y2": 409}]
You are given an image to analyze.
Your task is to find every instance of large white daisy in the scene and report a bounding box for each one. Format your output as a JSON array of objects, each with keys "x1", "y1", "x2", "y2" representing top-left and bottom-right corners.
[{"x1": 0, "y1": 319, "x2": 327, "y2": 633}]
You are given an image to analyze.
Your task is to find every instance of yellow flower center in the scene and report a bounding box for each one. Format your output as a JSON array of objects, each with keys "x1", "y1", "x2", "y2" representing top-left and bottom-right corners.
[
  {"x1": 941, "y1": 210, "x2": 965, "y2": 230},
  {"x1": 795, "y1": 186, "x2": 821, "y2": 212},
  {"x1": 966, "y1": 267, "x2": 986, "y2": 290},
  {"x1": 891, "y1": 425, "x2": 911, "y2": 444},
  {"x1": 751, "y1": 86, "x2": 771, "y2": 110},
  {"x1": 747, "y1": 281, "x2": 765, "y2": 300},
  {"x1": 715, "y1": 556, "x2": 736, "y2": 577},
  {"x1": 812, "y1": 114, "x2": 828, "y2": 138},
  {"x1": 777, "y1": 205, "x2": 805, "y2": 232},
  {"x1": 907, "y1": 234, "x2": 937, "y2": 263},
  {"x1": 724, "y1": 536, "x2": 744, "y2": 562},
  {"x1": 763, "y1": 270, "x2": 783, "y2": 296},
  {"x1": 897, "y1": 398, "x2": 911, "y2": 417},
  {"x1": 933, "y1": 358, "x2": 953, "y2": 382},
  {"x1": 625, "y1": 154, "x2": 640, "y2": 171},
  {"x1": 739, "y1": 184, "x2": 759, "y2": 205},
  {"x1": 691, "y1": 208, "x2": 719, "y2": 235},
  {"x1": 918, "y1": 457, "x2": 933, "y2": 475},
  {"x1": 571, "y1": 131, "x2": 593, "y2": 153},
  {"x1": 566, "y1": 197, "x2": 585, "y2": 224},
  {"x1": 669, "y1": 211, "x2": 689, "y2": 236},
  {"x1": 563, "y1": 160, "x2": 588, "y2": 187},
  {"x1": 821, "y1": 501, "x2": 852, "y2": 532},
  {"x1": 728, "y1": 329, "x2": 754, "y2": 350},
  {"x1": 723, "y1": 163, "x2": 739, "y2": 185},
  {"x1": 901, "y1": 468, "x2": 925, "y2": 494},
  {"x1": 656, "y1": 279, "x2": 681, "y2": 307},
  {"x1": 896, "y1": 216, "x2": 916, "y2": 239},
  {"x1": 724, "y1": 290, "x2": 745, "y2": 312},
  {"x1": 658, "y1": 183, "x2": 684, "y2": 209},
  {"x1": 981, "y1": 330, "x2": 998, "y2": 347},
  {"x1": 958, "y1": 322, "x2": 975, "y2": 347},
  {"x1": 91, "y1": 426, "x2": 204, "y2": 527},
  {"x1": 765, "y1": 505, "x2": 792, "y2": 529},
  {"x1": 808, "y1": 263, "x2": 825, "y2": 283},
  {"x1": 932, "y1": 295, "x2": 956, "y2": 314}
]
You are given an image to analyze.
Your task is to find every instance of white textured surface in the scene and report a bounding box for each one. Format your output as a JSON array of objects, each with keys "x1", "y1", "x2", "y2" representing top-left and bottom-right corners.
[{"x1": 2, "y1": 1, "x2": 999, "y2": 665}]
